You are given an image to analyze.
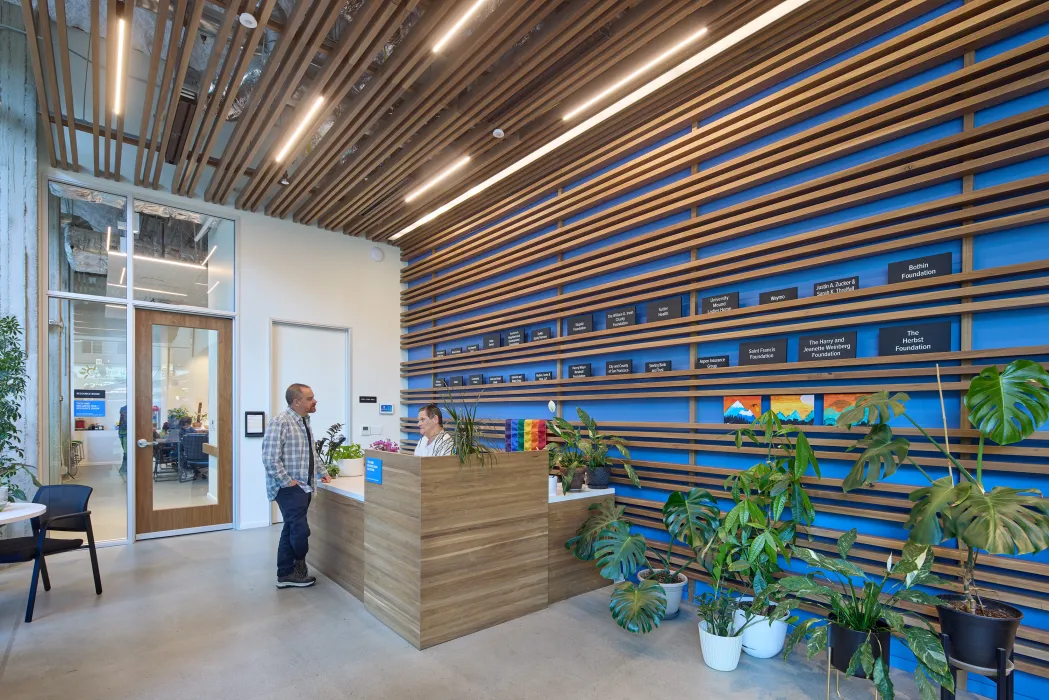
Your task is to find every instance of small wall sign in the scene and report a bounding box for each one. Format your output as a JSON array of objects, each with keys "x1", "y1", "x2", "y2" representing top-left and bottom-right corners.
[{"x1": 365, "y1": 457, "x2": 383, "y2": 484}]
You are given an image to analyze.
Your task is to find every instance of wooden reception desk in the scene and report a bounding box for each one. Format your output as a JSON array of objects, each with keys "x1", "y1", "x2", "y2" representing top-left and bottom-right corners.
[{"x1": 309, "y1": 450, "x2": 613, "y2": 649}]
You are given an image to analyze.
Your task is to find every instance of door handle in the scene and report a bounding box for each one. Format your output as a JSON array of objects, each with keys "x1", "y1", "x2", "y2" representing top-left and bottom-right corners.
[{"x1": 137, "y1": 439, "x2": 156, "y2": 448}]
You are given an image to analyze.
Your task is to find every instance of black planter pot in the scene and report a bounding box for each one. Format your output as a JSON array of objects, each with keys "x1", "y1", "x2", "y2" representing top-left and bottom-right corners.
[
  {"x1": 569, "y1": 469, "x2": 585, "y2": 492},
  {"x1": 937, "y1": 593, "x2": 1022, "y2": 670},
  {"x1": 587, "y1": 465, "x2": 611, "y2": 489},
  {"x1": 830, "y1": 621, "x2": 892, "y2": 677}
]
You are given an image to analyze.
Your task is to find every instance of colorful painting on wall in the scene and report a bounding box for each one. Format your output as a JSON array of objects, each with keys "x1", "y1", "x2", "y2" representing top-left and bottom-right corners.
[
  {"x1": 823, "y1": 393, "x2": 869, "y2": 427},
  {"x1": 771, "y1": 394, "x2": 815, "y2": 425},
  {"x1": 723, "y1": 396, "x2": 761, "y2": 424}
]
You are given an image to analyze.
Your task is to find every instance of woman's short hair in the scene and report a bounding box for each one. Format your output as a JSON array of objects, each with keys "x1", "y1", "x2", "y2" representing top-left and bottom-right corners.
[{"x1": 419, "y1": 403, "x2": 443, "y2": 427}]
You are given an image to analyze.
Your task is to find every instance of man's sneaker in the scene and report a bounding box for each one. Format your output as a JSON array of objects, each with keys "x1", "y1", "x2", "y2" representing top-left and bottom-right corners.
[{"x1": 276, "y1": 570, "x2": 316, "y2": 588}]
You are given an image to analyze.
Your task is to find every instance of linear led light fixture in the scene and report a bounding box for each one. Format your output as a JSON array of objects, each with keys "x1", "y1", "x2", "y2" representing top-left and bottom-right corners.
[
  {"x1": 391, "y1": 0, "x2": 812, "y2": 240},
  {"x1": 207, "y1": 281, "x2": 221, "y2": 294},
  {"x1": 201, "y1": 245, "x2": 218, "y2": 266},
  {"x1": 114, "y1": 19, "x2": 127, "y2": 115},
  {"x1": 433, "y1": 0, "x2": 487, "y2": 53},
  {"x1": 108, "y1": 283, "x2": 188, "y2": 297},
  {"x1": 275, "y1": 96, "x2": 325, "y2": 162},
  {"x1": 564, "y1": 27, "x2": 709, "y2": 121},
  {"x1": 405, "y1": 156, "x2": 471, "y2": 203},
  {"x1": 119, "y1": 267, "x2": 126, "y2": 285},
  {"x1": 110, "y1": 251, "x2": 206, "y2": 270},
  {"x1": 106, "y1": 226, "x2": 112, "y2": 251}
]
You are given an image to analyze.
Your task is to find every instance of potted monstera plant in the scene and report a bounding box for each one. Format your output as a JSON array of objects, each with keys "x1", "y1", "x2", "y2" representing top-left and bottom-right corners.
[
  {"x1": 837, "y1": 359, "x2": 1049, "y2": 670},
  {"x1": 567, "y1": 488, "x2": 720, "y2": 630},
  {"x1": 548, "y1": 406, "x2": 638, "y2": 492}
]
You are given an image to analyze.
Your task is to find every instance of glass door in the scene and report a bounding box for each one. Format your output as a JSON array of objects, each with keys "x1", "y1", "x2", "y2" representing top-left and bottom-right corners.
[{"x1": 134, "y1": 309, "x2": 232, "y2": 535}]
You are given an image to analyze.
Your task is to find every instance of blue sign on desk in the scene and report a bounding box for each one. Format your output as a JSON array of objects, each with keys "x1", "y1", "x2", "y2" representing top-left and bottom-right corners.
[
  {"x1": 74, "y1": 400, "x2": 106, "y2": 417},
  {"x1": 365, "y1": 457, "x2": 383, "y2": 484}
]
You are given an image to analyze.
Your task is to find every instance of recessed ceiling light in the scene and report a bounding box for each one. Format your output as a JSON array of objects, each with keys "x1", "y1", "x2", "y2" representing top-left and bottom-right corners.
[
  {"x1": 405, "y1": 156, "x2": 471, "y2": 203},
  {"x1": 390, "y1": 0, "x2": 813, "y2": 241},
  {"x1": 433, "y1": 0, "x2": 488, "y2": 53},
  {"x1": 275, "y1": 95, "x2": 326, "y2": 162},
  {"x1": 239, "y1": 13, "x2": 258, "y2": 29}
]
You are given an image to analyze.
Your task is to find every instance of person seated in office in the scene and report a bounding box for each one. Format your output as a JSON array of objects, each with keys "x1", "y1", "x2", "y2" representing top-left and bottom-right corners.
[
  {"x1": 414, "y1": 403, "x2": 453, "y2": 457},
  {"x1": 178, "y1": 416, "x2": 196, "y2": 434}
]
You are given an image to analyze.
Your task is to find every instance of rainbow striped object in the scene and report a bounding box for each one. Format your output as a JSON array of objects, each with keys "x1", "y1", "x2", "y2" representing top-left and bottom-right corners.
[{"x1": 504, "y1": 419, "x2": 548, "y2": 452}]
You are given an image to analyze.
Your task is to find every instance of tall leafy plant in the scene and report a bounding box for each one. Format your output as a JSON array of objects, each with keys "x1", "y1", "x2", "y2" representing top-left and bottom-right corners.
[
  {"x1": 314, "y1": 423, "x2": 346, "y2": 467},
  {"x1": 0, "y1": 317, "x2": 39, "y2": 501},
  {"x1": 444, "y1": 390, "x2": 496, "y2": 469},
  {"x1": 837, "y1": 360, "x2": 1049, "y2": 614},
  {"x1": 548, "y1": 407, "x2": 639, "y2": 492}
]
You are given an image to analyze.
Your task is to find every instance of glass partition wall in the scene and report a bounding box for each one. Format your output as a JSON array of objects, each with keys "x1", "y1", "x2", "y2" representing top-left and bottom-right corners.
[{"x1": 45, "y1": 181, "x2": 235, "y2": 543}]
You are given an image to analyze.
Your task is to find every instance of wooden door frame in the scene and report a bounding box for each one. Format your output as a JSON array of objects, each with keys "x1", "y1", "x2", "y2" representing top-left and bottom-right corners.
[{"x1": 135, "y1": 309, "x2": 233, "y2": 535}]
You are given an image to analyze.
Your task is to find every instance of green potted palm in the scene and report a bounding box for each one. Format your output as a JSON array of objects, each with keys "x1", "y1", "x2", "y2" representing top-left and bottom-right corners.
[
  {"x1": 837, "y1": 359, "x2": 1049, "y2": 670},
  {"x1": 444, "y1": 391, "x2": 496, "y2": 468},
  {"x1": 548, "y1": 406, "x2": 638, "y2": 491},
  {"x1": 779, "y1": 530, "x2": 953, "y2": 698},
  {"x1": 0, "y1": 317, "x2": 39, "y2": 508},
  {"x1": 567, "y1": 488, "x2": 720, "y2": 629}
]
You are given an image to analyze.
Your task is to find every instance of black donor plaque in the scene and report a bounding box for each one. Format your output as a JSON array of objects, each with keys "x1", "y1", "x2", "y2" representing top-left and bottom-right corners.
[
  {"x1": 488, "y1": 376, "x2": 505, "y2": 384},
  {"x1": 531, "y1": 327, "x2": 553, "y2": 341},
  {"x1": 509, "y1": 373, "x2": 526, "y2": 383},
  {"x1": 739, "y1": 338, "x2": 788, "y2": 366},
  {"x1": 567, "y1": 314, "x2": 593, "y2": 336},
  {"x1": 879, "y1": 321, "x2": 951, "y2": 356},
  {"x1": 645, "y1": 298, "x2": 682, "y2": 322},
  {"x1": 888, "y1": 252, "x2": 952, "y2": 284},
  {"x1": 696, "y1": 355, "x2": 730, "y2": 370},
  {"x1": 435, "y1": 349, "x2": 447, "y2": 357},
  {"x1": 73, "y1": 389, "x2": 105, "y2": 399},
  {"x1": 799, "y1": 331, "x2": 857, "y2": 361},
  {"x1": 535, "y1": 371, "x2": 555, "y2": 381},
  {"x1": 468, "y1": 374, "x2": 484, "y2": 386},
  {"x1": 606, "y1": 360, "x2": 633, "y2": 375},
  {"x1": 505, "y1": 328, "x2": 526, "y2": 346},
  {"x1": 645, "y1": 360, "x2": 672, "y2": 373},
  {"x1": 434, "y1": 378, "x2": 447, "y2": 388},
  {"x1": 465, "y1": 344, "x2": 480, "y2": 352},
  {"x1": 449, "y1": 347, "x2": 464, "y2": 355},
  {"x1": 814, "y1": 276, "x2": 859, "y2": 297},
  {"x1": 701, "y1": 292, "x2": 739, "y2": 314},
  {"x1": 568, "y1": 363, "x2": 592, "y2": 378},
  {"x1": 448, "y1": 376, "x2": 465, "y2": 387},
  {"x1": 605, "y1": 306, "x2": 636, "y2": 329},
  {"x1": 482, "y1": 332, "x2": 502, "y2": 349},
  {"x1": 759, "y1": 287, "x2": 799, "y2": 305}
]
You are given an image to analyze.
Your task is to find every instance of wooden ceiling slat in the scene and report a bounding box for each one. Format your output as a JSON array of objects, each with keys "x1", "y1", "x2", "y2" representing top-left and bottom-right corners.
[
  {"x1": 90, "y1": 0, "x2": 101, "y2": 175},
  {"x1": 133, "y1": 0, "x2": 171, "y2": 186},
  {"x1": 140, "y1": 0, "x2": 189, "y2": 183},
  {"x1": 20, "y1": 0, "x2": 58, "y2": 168},
  {"x1": 54, "y1": 0, "x2": 80, "y2": 171},
  {"x1": 37, "y1": 0, "x2": 69, "y2": 169}
]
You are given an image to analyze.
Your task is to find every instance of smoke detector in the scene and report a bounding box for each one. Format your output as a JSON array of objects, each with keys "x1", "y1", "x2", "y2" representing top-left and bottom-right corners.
[
  {"x1": 370, "y1": 247, "x2": 385, "y2": 262},
  {"x1": 492, "y1": 128, "x2": 505, "y2": 139},
  {"x1": 239, "y1": 13, "x2": 258, "y2": 29}
]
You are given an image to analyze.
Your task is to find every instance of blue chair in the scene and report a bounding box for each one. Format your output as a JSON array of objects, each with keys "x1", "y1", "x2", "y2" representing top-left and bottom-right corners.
[
  {"x1": 0, "y1": 485, "x2": 102, "y2": 622},
  {"x1": 179, "y1": 432, "x2": 209, "y2": 482}
]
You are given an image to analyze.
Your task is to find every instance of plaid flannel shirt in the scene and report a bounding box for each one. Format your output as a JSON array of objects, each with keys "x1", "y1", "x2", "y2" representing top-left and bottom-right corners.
[{"x1": 262, "y1": 407, "x2": 328, "y2": 501}]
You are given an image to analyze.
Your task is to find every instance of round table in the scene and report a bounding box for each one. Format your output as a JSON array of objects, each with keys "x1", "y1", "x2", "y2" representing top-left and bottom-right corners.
[{"x1": 0, "y1": 502, "x2": 46, "y2": 526}]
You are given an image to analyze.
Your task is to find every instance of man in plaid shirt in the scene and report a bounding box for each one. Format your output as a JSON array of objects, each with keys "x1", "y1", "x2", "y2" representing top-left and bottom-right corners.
[{"x1": 262, "y1": 383, "x2": 331, "y2": 588}]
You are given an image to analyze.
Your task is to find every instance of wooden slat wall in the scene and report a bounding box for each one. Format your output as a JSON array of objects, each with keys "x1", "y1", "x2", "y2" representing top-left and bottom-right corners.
[{"x1": 398, "y1": 0, "x2": 1049, "y2": 688}]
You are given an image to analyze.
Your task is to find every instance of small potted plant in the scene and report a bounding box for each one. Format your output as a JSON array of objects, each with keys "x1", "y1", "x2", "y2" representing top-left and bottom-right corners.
[
  {"x1": 369, "y1": 438, "x2": 399, "y2": 453},
  {"x1": 0, "y1": 316, "x2": 40, "y2": 509},
  {"x1": 548, "y1": 406, "x2": 638, "y2": 492},
  {"x1": 332, "y1": 443, "x2": 365, "y2": 477},
  {"x1": 314, "y1": 423, "x2": 346, "y2": 475},
  {"x1": 696, "y1": 582, "x2": 786, "y2": 671},
  {"x1": 568, "y1": 488, "x2": 720, "y2": 629},
  {"x1": 444, "y1": 391, "x2": 496, "y2": 469},
  {"x1": 780, "y1": 530, "x2": 953, "y2": 698},
  {"x1": 837, "y1": 359, "x2": 1049, "y2": 670}
]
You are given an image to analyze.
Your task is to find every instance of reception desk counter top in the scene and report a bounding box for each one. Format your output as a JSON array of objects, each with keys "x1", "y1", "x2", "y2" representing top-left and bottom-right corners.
[{"x1": 317, "y1": 474, "x2": 365, "y2": 502}]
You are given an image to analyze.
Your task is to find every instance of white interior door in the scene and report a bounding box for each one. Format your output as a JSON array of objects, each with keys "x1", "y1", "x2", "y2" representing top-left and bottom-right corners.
[{"x1": 270, "y1": 322, "x2": 350, "y2": 523}]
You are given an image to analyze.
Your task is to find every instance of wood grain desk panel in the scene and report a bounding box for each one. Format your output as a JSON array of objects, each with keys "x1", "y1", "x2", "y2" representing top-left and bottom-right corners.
[
  {"x1": 202, "y1": 443, "x2": 219, "y2": 457},
  {"x1": 310, "y1": 487, "x2": 364, "y2": 598},
  {"x1": 548, "y1": 495, "x2": 613, "y2": 604}
]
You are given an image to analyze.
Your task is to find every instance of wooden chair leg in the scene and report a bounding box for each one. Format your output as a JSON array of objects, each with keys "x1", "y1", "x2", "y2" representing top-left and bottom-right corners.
[
  {"x1": 40, "y1": 556, "x2": 52, "y2": 591},
  {"x1": 85, "y1": 518, "x2": 102, "y2": 595}
]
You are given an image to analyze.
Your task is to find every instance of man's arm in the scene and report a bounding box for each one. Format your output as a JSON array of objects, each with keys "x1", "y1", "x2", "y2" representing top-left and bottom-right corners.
[{"x1": 262, "y1": 418, "x2": 295, "y2": 488}]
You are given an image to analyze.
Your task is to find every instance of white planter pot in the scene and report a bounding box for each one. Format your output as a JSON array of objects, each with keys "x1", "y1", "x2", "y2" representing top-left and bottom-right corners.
[
  {"x1": 339, "y1": 458, "x2": 365, "y2": 477},
  {"x1": 0, "y1": 486, "x2": 8, "y2": 511},
  {"x1": 699, "y1": 621, "x2": 744, "y2": 672},
  {"x1": 548, "y1": 476, "x2": 558, "y2": 497},
  {"x1": 733, "y1": 605, "x2": 788, "y2": 659},
  {"x1": 640, "y1": 569, "x2": 687, "y2": 619}
]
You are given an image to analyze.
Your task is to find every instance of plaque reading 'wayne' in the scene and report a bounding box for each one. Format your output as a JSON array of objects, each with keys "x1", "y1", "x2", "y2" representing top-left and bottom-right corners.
[
  {"x1": 568, "y1": 363, "x2": 592, "y2": 378},
  {"x1": 879, "y1": 321, "x2": 951, "y2": 356},
  {"x1": 435, "y1": 349, "x2": 447, "y2": 357},
  {"x1": 799, "y1": 331, "x2": 857, "y2": 361},
  {"x1": 760, "y1": 287, "x2": 799, "y2": 305},
  {"x1": 482, "y1": 332, "x2": 501, "y2": 349},
  {"x1": 606, "y1": 360, "x2": 633, "y2": 375},
  {"x1": 509, "y1": 373, "x2": 526, "y2": 383},
  {"x1": 531, "y1": 327, "x2": 553, "y2": 341},
  {"x1": 505, "y1": 329, "x2": 526, "y2": 345},
  {"x1": 433, "y1": 378, "x2": 447, "y2": 387},
  {"x1": 696, "y1": 355, "x2": 730, "y2": 369},
  {"x1": 645, "y1": 360, "x2": 672, "y2": 372},
  {"x1": 567, "y1": 314, "x2": 593, "y2": 335},
  {"x1": 535, "y1": 371, "x2": 554, "y2": 381},
  {"x1": 465, "y1": 344, "x2": 480, "y2": 352},
  {"x1": 488, "y1": 376, "x2": 505, "y2": 384},
  {"x1": 468, "y1": 374, "x2": 484, "y2": 385},
  {"x1": 814, "y1": 276, "x2": 859, "y2": 297},
  {"x1": 740, "y1": 339, "x2": 787, "y2": 365},
  {"x1": 449, "y1": 347, "x2": 463, "y2": 355},
  {"x1": 448, "y1": 376, "x2": 465, "y2": 386},
  {"x1": 645, "y1": 298, "x2": 682, "y2": 322},
  {"x1": 702, "y1": 292, "x2": 739, "y2": 314},
  {"x1": 605, "y1": 306, "x2": 636, "y2": 328},
  {"x1": 888, "y1": 252, "x2": 952, "y2": 284}
]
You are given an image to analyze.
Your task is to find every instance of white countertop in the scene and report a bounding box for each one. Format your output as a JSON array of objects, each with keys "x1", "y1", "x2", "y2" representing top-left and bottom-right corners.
[
  {"x1": 318, "y1": 475, "x2": 365, "y2": 502},
  {"x1": 549, "y1": 487, "x2": 615, "y2": 503}
]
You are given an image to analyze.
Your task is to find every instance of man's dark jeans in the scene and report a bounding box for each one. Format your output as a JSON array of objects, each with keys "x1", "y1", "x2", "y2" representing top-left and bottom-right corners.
[{"x1": 275, "y1": 486, "x2": 312, "y2": 577}]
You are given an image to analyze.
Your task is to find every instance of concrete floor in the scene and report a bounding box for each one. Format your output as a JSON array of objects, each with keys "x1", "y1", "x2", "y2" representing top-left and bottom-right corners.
[{"x1": 0, "y1": 527, "x2": 979, "y2": 700}]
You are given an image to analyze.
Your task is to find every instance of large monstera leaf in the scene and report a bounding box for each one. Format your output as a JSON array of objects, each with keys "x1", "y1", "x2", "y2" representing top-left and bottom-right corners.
[
  {"x1": 906, "y1": 477, "x2": 967, "y2": 546},
  {"x1": 663, "y1": 488, "x2": 720, "y2": 553},
  {"x1": 965, "y1": 360, "x2": 1049, "y2": 446},
  {"x1": 594, "y1": 521, "x2": 649, "y2": 581},
  {"x1": 842, "y1": 423, "x2": 911, "y2": 491},
  {"x1": 609, "y1": 579, "x2": 667, "y2": 634},
  {"x1": 951, "y1": 486, "x2": 1049, "y2": 555},
  {"x1": 566, "y1": 499, "x2": 627, "y2": 561},
  {"x1": 836, "y1": 391, "x2": 910, "y2": 428}
]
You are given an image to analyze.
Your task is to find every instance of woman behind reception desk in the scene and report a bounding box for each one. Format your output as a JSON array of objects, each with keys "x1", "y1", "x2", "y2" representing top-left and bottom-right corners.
[{"x1": 413, "y1": 403, "x2": 453, "y2": 456}]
